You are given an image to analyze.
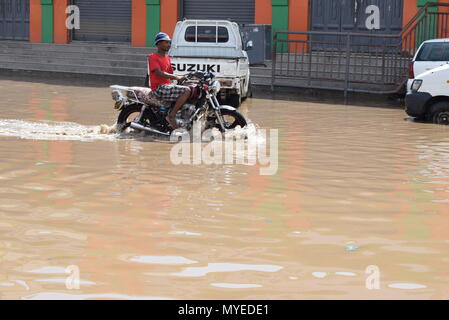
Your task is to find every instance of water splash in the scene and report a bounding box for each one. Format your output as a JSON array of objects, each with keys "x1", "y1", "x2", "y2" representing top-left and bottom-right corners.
[{"x1": 0, "y1": 119, "x2": 118, "y2": 141}]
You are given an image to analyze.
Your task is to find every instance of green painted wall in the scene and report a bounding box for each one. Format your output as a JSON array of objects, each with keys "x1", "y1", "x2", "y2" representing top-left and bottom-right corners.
[
  {"x1": 41, "y1": 0, "x2": 53, "y2": 43},
  {"x1": 146, "y1": 0, "x2": 160, "y2": 47}
]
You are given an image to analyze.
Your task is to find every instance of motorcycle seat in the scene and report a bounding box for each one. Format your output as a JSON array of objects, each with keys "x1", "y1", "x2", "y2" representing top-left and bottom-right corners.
[{"x1": 128, "y1": 87, "x2": 166, "y2": 107}]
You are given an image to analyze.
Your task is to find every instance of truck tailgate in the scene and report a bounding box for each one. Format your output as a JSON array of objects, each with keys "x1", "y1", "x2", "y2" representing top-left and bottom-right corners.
[{"x1": 170, "y1": 58, "x2": 239, "y2": 78}]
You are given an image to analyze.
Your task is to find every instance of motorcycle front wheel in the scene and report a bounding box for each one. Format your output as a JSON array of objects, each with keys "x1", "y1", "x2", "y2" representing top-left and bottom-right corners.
[{"x1": 215, "y1": 109, "x2": 247, "y2": 131}]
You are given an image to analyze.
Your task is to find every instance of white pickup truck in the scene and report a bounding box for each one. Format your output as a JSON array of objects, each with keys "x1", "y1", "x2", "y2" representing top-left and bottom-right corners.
[
  {"x1": 405, "y1": 64, "x2": 449, "y2": 124},
  {"x1": 169, "y1": 20, "x2": 252, "y2": 108},
  {"x1": 407, "y1": 38, "x2": 449, "y2": 93},
  {"x1": 405, "y1": 38, "x2": 449, "y2": 124}
]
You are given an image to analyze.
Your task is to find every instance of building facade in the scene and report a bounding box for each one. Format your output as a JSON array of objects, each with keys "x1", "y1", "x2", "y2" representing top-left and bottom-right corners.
[{"x1": 0, "y1": 0, "x2": 447, "y2": 46}]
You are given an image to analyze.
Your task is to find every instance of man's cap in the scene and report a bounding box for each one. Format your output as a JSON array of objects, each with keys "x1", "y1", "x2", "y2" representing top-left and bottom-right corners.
[{"x1": 155, "y1": 32, "x2": 171, "y2": 45}]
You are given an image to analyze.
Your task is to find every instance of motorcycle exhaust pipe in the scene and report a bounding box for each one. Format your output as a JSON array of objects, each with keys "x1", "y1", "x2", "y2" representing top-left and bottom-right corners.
[{"x1": 130, "y1": 122, "x2": 170, "y2": 136}]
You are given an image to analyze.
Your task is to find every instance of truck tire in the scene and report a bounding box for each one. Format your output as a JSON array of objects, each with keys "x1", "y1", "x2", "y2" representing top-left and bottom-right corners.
[
  {"x1": 242, "y1": 78, "x2": 252, "y2": 101},
  {"x1": 428, "y1": 101, "x2": 449, "y2": 125},
  {"x1": 228, "y1": 93, "x2": 241, "y2": 108}
]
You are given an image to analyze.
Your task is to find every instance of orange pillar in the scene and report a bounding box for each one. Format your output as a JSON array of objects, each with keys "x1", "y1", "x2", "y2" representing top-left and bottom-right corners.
[
  {"x1": 403, "y1": 0, "x2": 419, "y2": 29},
  {"x1": 132, "y1": 0, "x2": 147, "y2": 46},
  {"x1": 54, "y1": 0, "x2": 69, "y2": 44},
  {"x1": 288, "y1": 0, "x2": 308, "y2": 32},
  {"x1": 30, "y1": 0, "x2": 42, "y2": 43},
  {"x1": 160, "y1": 0, "x2": 178, "y2": 37},
  {"x1": 255, "y1": 0, "x2": 272, "y2": 24},
  {"x1": 288, "y1": 0, "x2": 309, "y2": 52}
]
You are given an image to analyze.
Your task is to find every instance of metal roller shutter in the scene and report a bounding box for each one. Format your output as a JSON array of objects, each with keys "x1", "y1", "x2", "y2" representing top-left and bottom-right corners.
[
  {"x1": 181, "y1": 0, "x2": 255, "y2": 25},
  {"x1": 0, "y1": 0, "x2": 29, "y2": 40},
  {"x1": 311, "y1": 0, "x2": 403, "y2": 50},
  {"x1": 311, "y1": 0, "x2": 403, "y2": 34},
  {"x1": 73, "y1": 0, "x2": 131, "y2": 42}
]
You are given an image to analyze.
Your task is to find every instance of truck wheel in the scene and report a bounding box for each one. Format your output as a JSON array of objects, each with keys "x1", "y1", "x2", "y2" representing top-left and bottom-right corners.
[
  {"x1": 242, "y1": 78, "x2": 252, "y2": 101},
  {"x1": 228, "y1": 94, "x2": 241, "y2": 108},
  {"x1": 428, "y1": 101, "x2": 449, "y2": 125}
]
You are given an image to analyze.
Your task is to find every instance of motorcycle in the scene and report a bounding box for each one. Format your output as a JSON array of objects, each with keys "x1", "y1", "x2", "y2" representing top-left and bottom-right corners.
[{"x1": 110, "y1": 71, "x2": 247, "y2": 136}]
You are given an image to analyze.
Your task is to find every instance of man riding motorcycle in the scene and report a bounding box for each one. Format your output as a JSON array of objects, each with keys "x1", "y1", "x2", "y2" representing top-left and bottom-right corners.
[{"x1": 147, "y1": 32, "x2": 191, "y2": 129}]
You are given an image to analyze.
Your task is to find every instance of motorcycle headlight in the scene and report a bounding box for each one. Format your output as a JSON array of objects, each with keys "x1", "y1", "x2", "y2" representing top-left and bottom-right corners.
[
  {"x1": 411, "y1": 79, "x2": 423, "y2": 92},
  {"x1": 111, "y1": 90, "x2": 127, "y2": 109},
  {"x1": 210, "y1": 80, "x2": 221, "y2": 94},
  {"x1": 111, "y1": 90, "x2": 122, "y2": 102}
]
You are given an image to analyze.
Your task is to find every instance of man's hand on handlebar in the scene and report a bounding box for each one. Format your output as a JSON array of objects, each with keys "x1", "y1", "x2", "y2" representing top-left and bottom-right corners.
[{"x1": 176, "y1": 75, "x2": 188, "y2": 84}]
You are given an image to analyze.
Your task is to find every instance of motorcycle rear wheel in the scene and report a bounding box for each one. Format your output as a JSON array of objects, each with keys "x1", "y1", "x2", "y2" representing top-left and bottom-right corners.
[{"x1": 116, "y1": 104, "x2": 145, "y2": 133}]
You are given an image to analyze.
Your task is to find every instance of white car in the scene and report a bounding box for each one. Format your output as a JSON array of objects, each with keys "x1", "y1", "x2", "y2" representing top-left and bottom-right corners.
[
  {"x1": 405, "y1": 63, "x2": 449, "y2": 124},
  {"x1": 407, "y1": 38, "x2": 449, "y2": 93}
]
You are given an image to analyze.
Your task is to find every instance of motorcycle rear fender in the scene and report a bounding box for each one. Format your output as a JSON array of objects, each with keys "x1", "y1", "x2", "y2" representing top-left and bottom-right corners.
[{"x1": 219, "y1": 105, "x2": 237, "y2": 112}]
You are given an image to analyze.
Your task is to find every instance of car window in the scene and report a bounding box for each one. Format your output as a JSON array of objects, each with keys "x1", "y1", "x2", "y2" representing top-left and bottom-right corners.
[
  {"x1": 185, "y1": 26, "x2": 229, "y2": 43},
  {"x1": 416, "y1": 42, "x2": 449, "y2": 61}
]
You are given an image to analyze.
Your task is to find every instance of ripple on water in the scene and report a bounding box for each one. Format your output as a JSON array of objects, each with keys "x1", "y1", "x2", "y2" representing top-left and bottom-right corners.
[
  {"x1": 169, "y1": 231, "x2": 202, "y2": 236},
  {"x1": 335, "y1": 272, "x2": 357, "y2": 277},
  {"x1": 0, "y1": 200, "x2": 30, "y2": 212},
  {"x1": 22, "y1": 292, "x2": 172, "y2": 300},
  {"x1": 388, "y1": 283, "x2": 427, "y2": 290},
  {"x1": 172, "y1": 263, "x2": 283, "y2": 277},
  {"x1": 47, "y1": 190, "x2": 74, "y2": 199},
  {"x1": 129, "y1": 256, "x2": 198, "y2": 265},
  {"x1": 35, "y1": 279, "x2": 96, "y2": 286},
  {"x1": 211, "y1": 283, "x2": 262, "y2": 289},
  {"x1": 28, "y1": 266, "x2": 67, "y2": 274},
  {"x1": 312, "y1": 272, "x2": 328, "y2": 279},
  {"x1": 0, "y1": 282, "x2": 15, "y2": 287},
  {"x1": 381, "y1": 245, "x2": 439, "y2": 255},
  {"x1": 23, "y1": 229, "x2": 87, "y2": 241}
]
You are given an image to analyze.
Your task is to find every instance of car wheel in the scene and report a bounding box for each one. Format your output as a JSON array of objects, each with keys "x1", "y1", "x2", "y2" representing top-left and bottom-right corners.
[{"x1": 428, "y1": 101, "x2": 449, "y2": 125}]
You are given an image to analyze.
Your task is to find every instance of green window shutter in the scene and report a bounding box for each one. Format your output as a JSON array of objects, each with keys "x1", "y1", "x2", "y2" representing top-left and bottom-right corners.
[
  {"x1": 146, "y1": 0, "x2": 160, "y2": 47},
  {"x1": 272, "y1": 0, "x2": 289, "y2": 53},
  {"x1": 41, "y1": 0, "x2": 54, "y2": 43}
]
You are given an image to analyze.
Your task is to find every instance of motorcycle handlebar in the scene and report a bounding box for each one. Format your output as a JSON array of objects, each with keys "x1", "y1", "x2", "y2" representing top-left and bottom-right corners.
[
  {"x1": 186, "y1": 71, "x2": 215, "y2": 81},
  {"x1": 177, "y1": 72, "x2": 215, "y2": 86}
]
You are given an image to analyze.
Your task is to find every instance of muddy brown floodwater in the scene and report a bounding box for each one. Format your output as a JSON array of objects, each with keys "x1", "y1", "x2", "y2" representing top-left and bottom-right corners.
[{"x1": 0, "y1": 78, "x2": 449, "y2": 300}]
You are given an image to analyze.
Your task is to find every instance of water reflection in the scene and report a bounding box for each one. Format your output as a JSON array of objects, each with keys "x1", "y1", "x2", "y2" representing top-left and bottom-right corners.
[{"x1": 1, "y1": 79, "x2": 449, "y2": 299}]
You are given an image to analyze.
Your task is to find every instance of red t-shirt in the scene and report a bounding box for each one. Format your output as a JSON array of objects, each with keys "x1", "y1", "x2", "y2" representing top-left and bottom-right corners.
[{"x1": 148, "y1": 53, "x2": 173, "y2": 90}]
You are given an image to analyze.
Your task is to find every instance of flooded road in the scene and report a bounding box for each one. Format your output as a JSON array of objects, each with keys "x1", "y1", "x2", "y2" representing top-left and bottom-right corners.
[{"x1": 1, "y1": 78, "x2": 449, "y2": 299}]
